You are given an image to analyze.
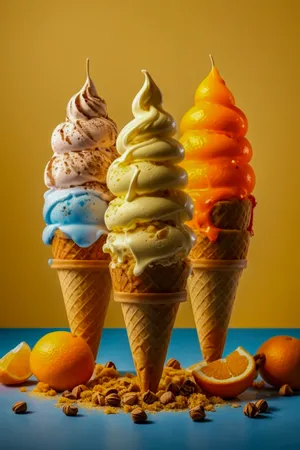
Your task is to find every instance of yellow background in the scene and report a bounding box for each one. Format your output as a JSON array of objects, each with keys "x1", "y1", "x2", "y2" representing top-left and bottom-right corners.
[{"x1": 1, "y1": 0, "x2": 299, "y2": 328}]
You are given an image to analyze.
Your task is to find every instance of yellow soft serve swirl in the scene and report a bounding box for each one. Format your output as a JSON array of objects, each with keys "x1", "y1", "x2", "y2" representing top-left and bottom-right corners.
[{"x1": 104, "y1": 71, "x2": 195, "y2": 276}]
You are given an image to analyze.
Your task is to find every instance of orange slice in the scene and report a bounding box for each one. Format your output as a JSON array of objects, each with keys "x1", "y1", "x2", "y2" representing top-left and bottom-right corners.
[
  {"x1": 0, "y1": 342, "x2": 32, "y2": 385},
  {"x1": 192, "y1": 347, "x2": 256, "y2": 398}
]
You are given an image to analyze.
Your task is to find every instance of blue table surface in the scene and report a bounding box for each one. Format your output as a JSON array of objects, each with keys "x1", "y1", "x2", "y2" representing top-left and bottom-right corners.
[{"x1": 0, "y1": 328, "x2": 300, "y2": 450}]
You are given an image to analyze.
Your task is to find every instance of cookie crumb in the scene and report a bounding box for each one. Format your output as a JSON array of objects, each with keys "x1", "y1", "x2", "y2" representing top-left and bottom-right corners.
[
  {"x1": 252, "y1": 380, "x2": 265, "y2": 389},
  {"x1": 104, "y1": 406, "x2": 118, "y2": 415}
]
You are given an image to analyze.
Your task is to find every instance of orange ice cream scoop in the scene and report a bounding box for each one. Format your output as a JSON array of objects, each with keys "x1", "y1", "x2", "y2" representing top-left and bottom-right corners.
[{"x1": 180, "y1": 56, "x2": 256, "y2": 241}]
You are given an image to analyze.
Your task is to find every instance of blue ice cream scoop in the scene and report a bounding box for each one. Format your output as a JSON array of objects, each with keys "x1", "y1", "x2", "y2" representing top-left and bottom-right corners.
[{"x1": 43, "y1": 187, "x2": 108, "y2": 247}]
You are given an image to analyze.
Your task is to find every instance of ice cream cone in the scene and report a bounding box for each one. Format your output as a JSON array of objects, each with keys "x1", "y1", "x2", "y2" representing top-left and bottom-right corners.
[
  {"x1": 188, "y1": 259, "x2": 246, "y2": 363},
  {"x1": 179, "y1": 58, "x2": 256, "y2": 362},
  {"x1": 104, "y1": 71, "x2": 194, "y2": 392},
  {"x1": 42, "y1": 61, "x2": 118, "y2": 360},
  {"x1": 110, "y1": 261, "x2": 189, "y2": 392},
  {"x1": 51, "y1": 258, "x2": 111, "y2": 360},
  {"x1": 188, "y1": 199, "x2": 252, "y2": 362}
]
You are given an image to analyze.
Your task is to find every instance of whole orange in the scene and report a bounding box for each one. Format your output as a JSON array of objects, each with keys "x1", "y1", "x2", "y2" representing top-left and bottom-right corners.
[
  {"x1": 257, "y1": 335, "x2": 300, "y2": 389},
  {"x1": 30, "y1": 331, "x2": 94, "y2": 391}
]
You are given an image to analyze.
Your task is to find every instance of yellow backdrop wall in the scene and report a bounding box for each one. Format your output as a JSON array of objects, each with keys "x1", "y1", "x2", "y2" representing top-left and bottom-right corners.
[{"x1": 1, "y1": 0, "x2": 299, "y2": 328}]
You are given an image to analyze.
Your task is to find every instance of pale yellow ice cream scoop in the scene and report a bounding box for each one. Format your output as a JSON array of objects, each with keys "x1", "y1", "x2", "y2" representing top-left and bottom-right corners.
[{"x1": 104, "y1": 70, "x2": 195, "y2": 275}]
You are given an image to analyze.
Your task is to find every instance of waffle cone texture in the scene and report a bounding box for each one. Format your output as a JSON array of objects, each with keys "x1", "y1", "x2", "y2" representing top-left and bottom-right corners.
[
  {"x1": 51, "y1": 230, "x2": 111, "y2": 359},
  {"x1": 111, "y1": 260, "x2": 190, "y2": 392},
  {"x1": 51, "y1": 229, "x2": 109, "y2": 261},
  {"x1": 189, "y1": 199, "x2": 252, "y2": 363}
]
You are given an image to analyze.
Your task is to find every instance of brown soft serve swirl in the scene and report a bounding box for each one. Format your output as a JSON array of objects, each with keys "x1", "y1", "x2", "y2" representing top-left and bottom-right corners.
[{"x1": 51, "y1": 59, "x2": 117, "y2": 154}]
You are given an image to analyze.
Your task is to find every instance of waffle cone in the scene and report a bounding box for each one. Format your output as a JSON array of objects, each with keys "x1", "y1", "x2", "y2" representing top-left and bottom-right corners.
[
  {"x1": 111, "y1": 261, "x2": 189, "y2": 392},
  {"x1": 190, "y1": 229, "x2": 250, "y2": 261},
  {"x1": 51, "y1": 230, "x2": 109, "y2": 260},
  {"x1": 189, "y1": 260, "x2": 245, "y2": 362},
  {"x1": 110, "y1": 259, "x2": 190, "y2": 293},
  {"x1": 210, "y1": 198, "x2": 252, "y2": 230},
  {"x1": 51, "y1": 231, "x2": 111, "y2": 360},
  {"x1": 188, "y1": 199, "x2": 252, "y2": 362},
  {"x1": 51, "y1": 259, "x2": 111, "y2": 359}
]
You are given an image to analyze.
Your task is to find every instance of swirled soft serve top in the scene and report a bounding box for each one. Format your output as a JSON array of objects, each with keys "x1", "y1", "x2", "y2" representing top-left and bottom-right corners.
[
  {"x1": 43, "y1": 60, "x2": 118, "y2": 247},
  {"x1": 180, "y1": 57, "x2": 256, "y2": 241},
  {"x1": 104, "y1": 70, "x2": 195, "y2": 275}
]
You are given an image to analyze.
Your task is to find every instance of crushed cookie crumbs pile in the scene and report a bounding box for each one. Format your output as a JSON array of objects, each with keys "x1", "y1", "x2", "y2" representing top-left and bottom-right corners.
[{"x1": 29, "y1": 361, "x2": 232, "y2": 415}]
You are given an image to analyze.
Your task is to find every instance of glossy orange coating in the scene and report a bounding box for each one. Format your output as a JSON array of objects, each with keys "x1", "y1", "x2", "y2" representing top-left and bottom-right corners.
[{"x1": 180, "y1": 59, "x2": 256, "y2": 240}]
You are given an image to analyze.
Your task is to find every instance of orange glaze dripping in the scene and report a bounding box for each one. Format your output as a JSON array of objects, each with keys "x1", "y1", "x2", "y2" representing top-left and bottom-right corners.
[{"x1": 180, "y1": 56, "x2": 256, "y2": 241}]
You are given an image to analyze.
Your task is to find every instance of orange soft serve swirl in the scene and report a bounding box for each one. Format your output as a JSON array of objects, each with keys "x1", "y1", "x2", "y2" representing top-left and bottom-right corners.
[{"x1": 180, "y1": 58, "x2": 256, "y2": 241}]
